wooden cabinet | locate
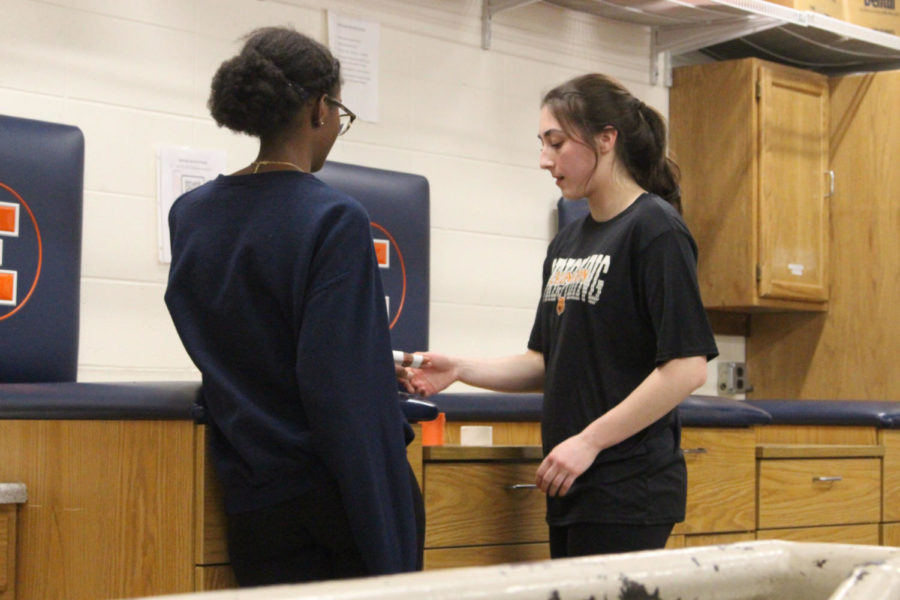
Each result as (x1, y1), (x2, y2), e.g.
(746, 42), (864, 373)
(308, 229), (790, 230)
(0, 504), (16, 600)
(0, 420), (197, 600)
(756, 444), (883, 541)
(421, 428), (758, 569)
(757, 524), (879, 545)
(421, 446), (548, 569)
(670, 58), (830, 311)
(193, 428), (236, 591)
(880, 430), (900, 523)
(673, 428), (756, 536)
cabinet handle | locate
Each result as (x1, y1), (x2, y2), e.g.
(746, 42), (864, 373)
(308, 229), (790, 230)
(826, 170), (835, 197)
(812, 476), (842, 483)
(506, 484), (538, 490)
(683, 447), (708, 455)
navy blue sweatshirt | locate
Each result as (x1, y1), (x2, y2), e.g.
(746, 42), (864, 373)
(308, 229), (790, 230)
(164, 170), (417, 575)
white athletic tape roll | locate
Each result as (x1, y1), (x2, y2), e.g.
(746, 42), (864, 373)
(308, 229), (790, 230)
(393, 351), (424, 368)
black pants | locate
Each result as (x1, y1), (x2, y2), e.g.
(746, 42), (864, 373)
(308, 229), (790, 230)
(549, 522), (674, 558)
(226, 466), (425, 586)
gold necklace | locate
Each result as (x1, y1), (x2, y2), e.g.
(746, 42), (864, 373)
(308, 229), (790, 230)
(250, 160), (306, 174)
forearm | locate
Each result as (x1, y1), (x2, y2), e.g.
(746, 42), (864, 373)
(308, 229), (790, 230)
(580, 356), (707, 452)
(454, 350), (545, 393)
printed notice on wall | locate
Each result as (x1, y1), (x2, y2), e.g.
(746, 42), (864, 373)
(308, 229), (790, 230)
(327, 11), (379, 123)
(157, 145), (227, 263)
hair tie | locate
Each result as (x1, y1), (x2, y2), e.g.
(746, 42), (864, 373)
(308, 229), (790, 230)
(633, 97), (648, 124)
(289, 81), (309, 100)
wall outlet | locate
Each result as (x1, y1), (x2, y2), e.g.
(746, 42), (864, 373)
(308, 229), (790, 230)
(718, 362), (752, 395)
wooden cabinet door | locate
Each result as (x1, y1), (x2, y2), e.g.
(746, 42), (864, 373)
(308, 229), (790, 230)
(0, 505), (14, 600)
(758, 63), (830, 303)
(671, 58), (829, 311)
(672, 428), (756, 535)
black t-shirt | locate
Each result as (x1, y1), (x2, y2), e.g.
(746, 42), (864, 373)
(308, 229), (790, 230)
(528, 193), (718, 526)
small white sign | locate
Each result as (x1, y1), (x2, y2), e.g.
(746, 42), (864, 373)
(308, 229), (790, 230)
(157, 146), (227, 263)
(327, 11), (380, 123)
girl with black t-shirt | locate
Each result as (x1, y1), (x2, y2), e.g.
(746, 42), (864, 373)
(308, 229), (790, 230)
(410, 74), (718, 558)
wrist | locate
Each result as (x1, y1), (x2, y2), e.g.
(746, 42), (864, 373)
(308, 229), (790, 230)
(579, 426), (606, 455)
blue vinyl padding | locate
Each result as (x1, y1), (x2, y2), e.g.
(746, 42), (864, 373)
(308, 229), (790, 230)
(0, 381), (438, 424)
(0, 381), (204, 421)
(0, 115), (84, 382)
(317, 161), (430, 354)
(431, 392), (772, 427)
(746, 399), (900, 428)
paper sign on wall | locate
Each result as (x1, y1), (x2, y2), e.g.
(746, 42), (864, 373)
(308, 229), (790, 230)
(327, 11), (379, 123)
(157, 146), (227, 263)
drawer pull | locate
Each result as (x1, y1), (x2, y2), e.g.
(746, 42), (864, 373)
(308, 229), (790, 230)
(683, 448), (708, 455)
(506, 484), (538, 490)
(812, 476), (843, 483)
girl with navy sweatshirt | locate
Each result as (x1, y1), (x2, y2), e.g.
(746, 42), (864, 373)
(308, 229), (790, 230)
(165, 26), (422, 586)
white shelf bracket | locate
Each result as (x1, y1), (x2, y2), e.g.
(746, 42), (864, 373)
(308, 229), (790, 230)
(650, 16), (788, 85)
(482, 0), (541, 50)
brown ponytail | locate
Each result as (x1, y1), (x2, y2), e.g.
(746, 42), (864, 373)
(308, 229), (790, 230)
(542, 74), (682, 213)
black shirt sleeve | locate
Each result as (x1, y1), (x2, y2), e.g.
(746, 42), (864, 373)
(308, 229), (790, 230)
(637, 229), (718, 364)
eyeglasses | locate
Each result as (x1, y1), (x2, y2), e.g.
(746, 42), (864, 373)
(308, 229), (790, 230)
(325, 96), (356, 136)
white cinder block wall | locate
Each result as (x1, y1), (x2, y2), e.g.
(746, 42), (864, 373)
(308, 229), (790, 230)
(1, 0), (740, 394)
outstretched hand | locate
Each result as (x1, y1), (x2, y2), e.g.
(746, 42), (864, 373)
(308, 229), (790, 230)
(395, 364), (416, 393)
(407, 352), (458, 397)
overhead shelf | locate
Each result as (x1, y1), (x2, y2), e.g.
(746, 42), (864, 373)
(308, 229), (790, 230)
(482, 0), (900, 83)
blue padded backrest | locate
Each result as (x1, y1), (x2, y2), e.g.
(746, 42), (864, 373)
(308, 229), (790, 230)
(0, 115), (84, 382)
(557, 197), (589, 231)
(316, 161), (429, 353)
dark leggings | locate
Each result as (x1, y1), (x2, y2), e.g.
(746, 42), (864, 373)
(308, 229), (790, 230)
(549, 522), (674, 559)
(226, 466), (425, 586)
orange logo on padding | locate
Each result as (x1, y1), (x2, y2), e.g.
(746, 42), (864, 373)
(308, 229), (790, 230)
(373, 238), (389, 268)
(556, 296), (565, 315)
(371, 221), (406, 330)
(0, 182), (42, 320)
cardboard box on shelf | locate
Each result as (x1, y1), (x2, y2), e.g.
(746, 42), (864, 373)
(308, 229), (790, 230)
(768, 0), (844, 18)
(842, 0), (900, 35)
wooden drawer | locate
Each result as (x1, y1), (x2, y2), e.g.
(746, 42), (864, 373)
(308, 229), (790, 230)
(673, 428), (757, 535)
(758, 457), (881, 529)
(757, 524), (879, 545)
(424, 542), (549, 570)
(0, 505), (12, 599)
(424, 462), (546, 548)
(880, 430), (900, 522)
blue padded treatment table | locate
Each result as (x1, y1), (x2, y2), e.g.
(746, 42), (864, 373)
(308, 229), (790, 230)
(0, 159), (437, 423)
(0, 115), (84, 382)
(0, 381), (440, 424)
(0, 381), (204, 421)
(746, 399), (900, 428)
(317, 161), (430, 354)
(431, 392), (771, 428)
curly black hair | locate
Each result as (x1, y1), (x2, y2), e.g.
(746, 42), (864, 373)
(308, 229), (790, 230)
(208, 27), (341, 138)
